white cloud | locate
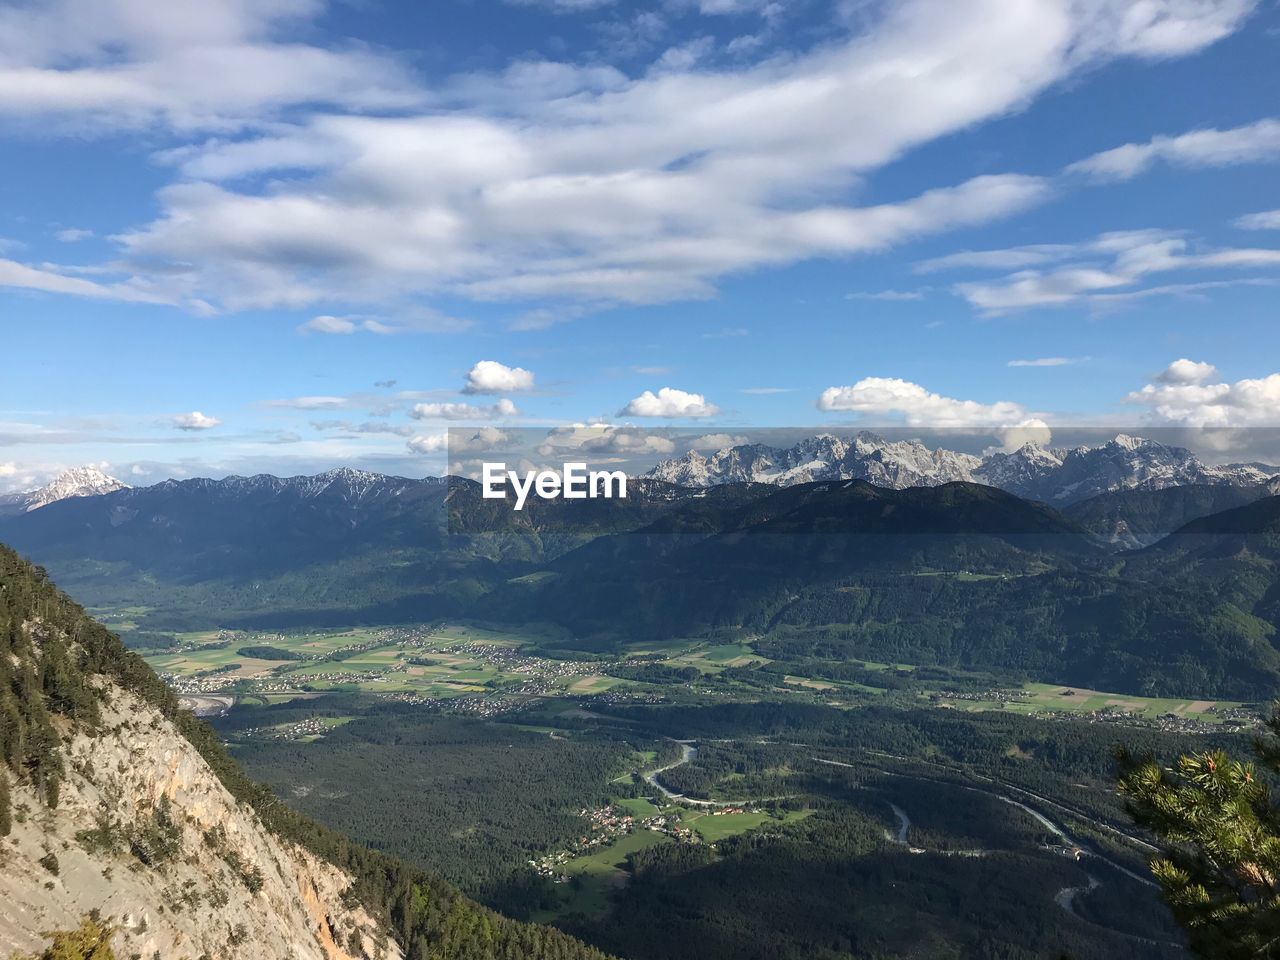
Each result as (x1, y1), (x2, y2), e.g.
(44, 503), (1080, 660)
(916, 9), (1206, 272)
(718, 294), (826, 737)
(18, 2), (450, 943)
(1127, 361), (1280, 427)
(0, 0), (422, 132)
(916, 245), (1074, 273)
(1155, 358), (1218, 385)
(949, 229), (1280, 313)
(0, 257), (170, 304)
(265, 395), (350, 410)
(687, 433), (749, 450)
(816, 377), (1029, 427)
(55, 227), (93, 242)
(1235, 209), (1280, 230)
(539, 424), (676, 455)
(299, 310), (473, 335)
(0, 462), (16, 477)
(94, 0), (1251, 312)
(172, 411), (221, 430)
(409, 398), (520, 420)
(845, 289), (925, 301)
(503, 0), (618, 11)
(462, 361), (535, 394)
(620, 387), (720, 418)
(995, 418), (1052, 451)
(1067, 118), (1280, 181)
(450, 426), (515, 453)
(311, 420), (414, 437)
(1007, 357), (1081, 367)
(299, 314), (358, 334)
(406, 432), (448, 455)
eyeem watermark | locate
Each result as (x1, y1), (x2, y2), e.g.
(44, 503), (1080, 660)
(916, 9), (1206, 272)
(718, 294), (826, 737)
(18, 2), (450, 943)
(482, 462), (627, 511)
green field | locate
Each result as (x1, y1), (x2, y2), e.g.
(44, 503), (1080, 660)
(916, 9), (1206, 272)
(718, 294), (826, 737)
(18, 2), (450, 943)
(664, 642), (770, 673)
(534, 830), (672, 921)
(614, 796), (663, 818)
(935, 682), (1245, 722)
(679, 807), (811, 841)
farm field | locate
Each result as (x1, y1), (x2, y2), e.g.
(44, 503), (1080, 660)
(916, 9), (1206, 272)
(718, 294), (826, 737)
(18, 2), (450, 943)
(533, 829), (672, 922)
(142, 622), (614, 707)
(934, 681), (1247, 723)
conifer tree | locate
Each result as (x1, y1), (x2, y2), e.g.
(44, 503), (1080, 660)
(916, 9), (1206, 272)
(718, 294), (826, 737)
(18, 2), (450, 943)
(1118, 709), (1280, 959)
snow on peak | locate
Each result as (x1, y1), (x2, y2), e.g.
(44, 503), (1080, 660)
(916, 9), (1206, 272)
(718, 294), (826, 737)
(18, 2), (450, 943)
(8, 466), (129, 513)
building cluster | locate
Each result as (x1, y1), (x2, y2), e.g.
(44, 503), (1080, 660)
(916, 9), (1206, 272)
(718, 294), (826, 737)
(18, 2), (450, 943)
(529, 803), (708, 882)
(238, 717), (332, 741)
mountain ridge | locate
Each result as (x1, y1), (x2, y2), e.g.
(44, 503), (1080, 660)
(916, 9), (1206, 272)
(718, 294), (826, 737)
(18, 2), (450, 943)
(646, 432), (1278, 503)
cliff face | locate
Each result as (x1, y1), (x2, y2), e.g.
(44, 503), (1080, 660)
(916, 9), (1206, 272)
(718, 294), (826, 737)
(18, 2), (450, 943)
(0, 675), (402, 960)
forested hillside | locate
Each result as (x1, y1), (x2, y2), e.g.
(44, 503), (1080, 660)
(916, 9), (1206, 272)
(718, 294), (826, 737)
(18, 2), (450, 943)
(0, 541), (613, 960)
(6, 476), (1280, 699)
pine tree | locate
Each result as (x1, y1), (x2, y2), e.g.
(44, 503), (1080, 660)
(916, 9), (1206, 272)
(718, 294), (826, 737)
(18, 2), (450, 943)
(1117, 709), (1280, 959)
(0, 767), (10, 837)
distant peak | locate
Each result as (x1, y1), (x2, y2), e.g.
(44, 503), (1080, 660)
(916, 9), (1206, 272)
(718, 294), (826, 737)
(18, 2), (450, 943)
(1110, 434), (1152, 450)
(13, 465), (129, 513)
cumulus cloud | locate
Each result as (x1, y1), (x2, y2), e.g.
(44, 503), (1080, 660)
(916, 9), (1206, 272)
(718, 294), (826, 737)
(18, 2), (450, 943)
(0, 462), (16, 477)
(55, 227), (92, 242)
(406, 432), (448, 454)
(1127, 360), (1280, 427)
(1236, 209), (1280, 230)
(620, 387), (720, 418)
(450, 426), (516, 453)
(409, 398), (519, 420)
(994, 418), (1052, 451)
(538, 424), (676, 456)
(1155, 358), (1218, 385)
(1067, 118), (1280, 181)
(816, 377), (1029, 427)
(462, 361), (535, 394)
(172, 411), (221, 430)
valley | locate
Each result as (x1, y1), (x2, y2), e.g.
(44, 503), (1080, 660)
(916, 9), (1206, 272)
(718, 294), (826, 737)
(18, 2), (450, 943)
(119, 610), (1261, 958)
(6, 453), (1280, 959)
(134, 619), (1260, 736)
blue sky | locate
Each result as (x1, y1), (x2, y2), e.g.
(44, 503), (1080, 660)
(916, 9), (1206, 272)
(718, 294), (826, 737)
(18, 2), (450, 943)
(1, 0), (1278, 487)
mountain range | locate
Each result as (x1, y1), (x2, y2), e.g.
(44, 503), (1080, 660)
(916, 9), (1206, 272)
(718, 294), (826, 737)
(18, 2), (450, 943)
(646, 432), (1279, 503)
(5, 443), (1280, 700)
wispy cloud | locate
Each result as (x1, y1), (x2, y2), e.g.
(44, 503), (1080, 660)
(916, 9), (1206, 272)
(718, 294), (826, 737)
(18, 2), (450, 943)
(1007, 357), (1087, 367)
(943, 229), (1280, 313)
(845, 289), (925, 301)
(1235, 208), (1280, 230)
(61, 0), (1248, 313)
(1067, 117), (1280, 181)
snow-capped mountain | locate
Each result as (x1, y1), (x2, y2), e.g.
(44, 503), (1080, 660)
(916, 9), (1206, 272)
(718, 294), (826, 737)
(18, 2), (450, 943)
(0, 466), (129, 516)
(650, 432), (981, 489)
(647, 432), (1279, 503)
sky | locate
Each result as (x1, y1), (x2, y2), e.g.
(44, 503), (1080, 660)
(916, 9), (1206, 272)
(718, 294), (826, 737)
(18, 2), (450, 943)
(1, 0), (1279, 488)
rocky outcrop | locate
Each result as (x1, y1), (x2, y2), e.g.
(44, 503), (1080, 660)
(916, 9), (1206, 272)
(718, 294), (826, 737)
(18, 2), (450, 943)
(0, 682), (401, 960)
